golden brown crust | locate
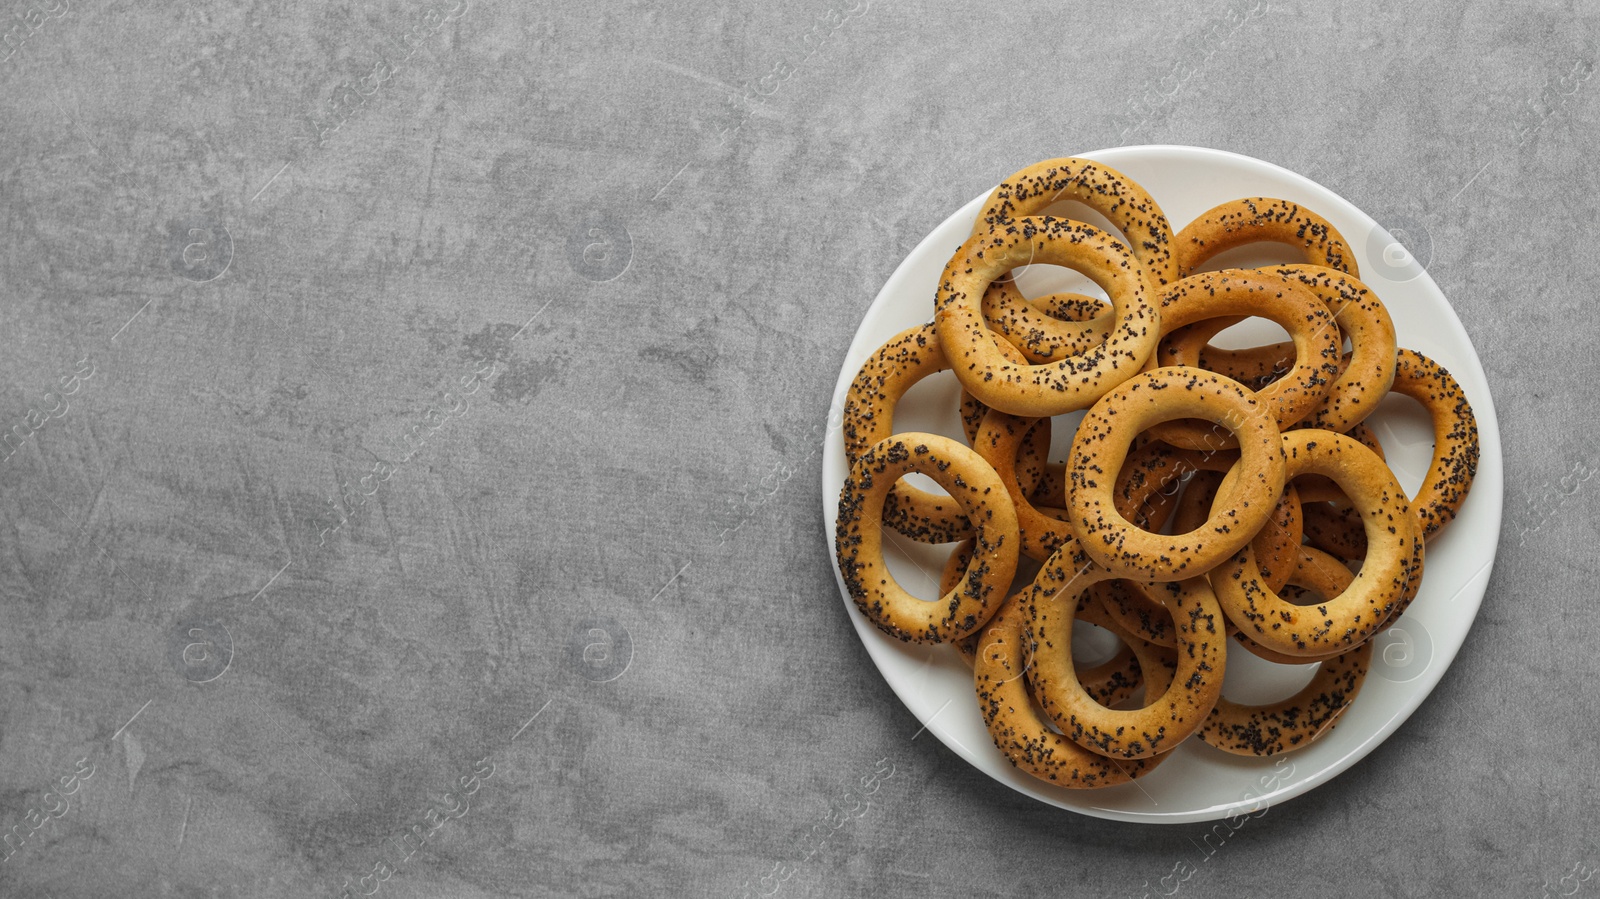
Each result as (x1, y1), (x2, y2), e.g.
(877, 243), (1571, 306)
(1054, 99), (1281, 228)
(1159, 315), (1288, 390)
(1074, 584), (1160, 709)
(1209, 430), (1416, 657)
(834, 161), (1479, 792)
(1229, 546), (1362, 665)
(974, 587), (1172, 788)
(1294, 421), (1386, 503)
(1390, 348), (1480, 540)
(1029, 462), (1069, 510)
(1026, 559), (1226, 759)
(1302, 501), (1366, 561)
(1110, 439), (1235, 534)
(972, 158), (1177, 365)
(842, 324), (974, 543)
(1096, 578), (1178, 649)
(941, 543), (1149, 707)
(1266, 266), (1397, 431)
(980, 290), (1115, 364)
(1145, 269), (1342, 448)
(1066, 367), (1286, 581)
(1171, 472), (1303, 596)
(974, 157), (1180, 285)
(942, 540), (987, 663)
(935, 217), (1159, 417)
(972, 411), (1075, 562)
(1158, 266), (1398, 435)
(1174, 197), (1357, 278)
(835, 433), (1020, 643)
(1199, 640), (1373, 756)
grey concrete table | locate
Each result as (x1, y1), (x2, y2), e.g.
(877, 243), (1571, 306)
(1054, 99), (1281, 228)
(0, 1), (1593, 896)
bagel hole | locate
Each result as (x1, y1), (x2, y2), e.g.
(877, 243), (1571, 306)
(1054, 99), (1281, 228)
(1207, 317), (1292, 351)
(999, 202), (1117, 298)
(1345, 555), (1365, 582)
(1294, 544), (1363, 600)
(1005, 262), (1111, 307)
(881, 532), (955, 601)
(1220, 641), (1319, 703)
(1362, 392), (1433, 498)
(1133, 488), (1186, 536)
(1185, 240), (1310, 275)
(897, 473), (947, 497)
(1111, 650), (1169, 711)
(1072, 621), (1120, 667)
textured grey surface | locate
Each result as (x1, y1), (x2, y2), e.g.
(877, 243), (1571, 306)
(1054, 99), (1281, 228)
(0, 0), (1594, 896)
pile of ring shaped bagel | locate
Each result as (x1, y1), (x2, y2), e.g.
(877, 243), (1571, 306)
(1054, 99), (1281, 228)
(833, 157), (1481, 789)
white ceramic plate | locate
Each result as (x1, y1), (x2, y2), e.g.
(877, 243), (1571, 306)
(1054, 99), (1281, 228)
(820, 145), (1503, 823)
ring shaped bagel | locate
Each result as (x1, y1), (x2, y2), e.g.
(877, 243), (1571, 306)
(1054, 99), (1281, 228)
(1209, 430), (1416, 656)
(974, 586), (1173, 787)
(1025, 554), (1227, 759)
(1390, 348), (1480, 540)
(835, 433), (1020, 643)
(973, 158), (1181, 284)
(1145, 270), (1341, 449)
(1174, 197), (1358, 278)
(972, 159), (1178, 363)
(1066, 367), (1287, 582)
(1160, 266), (1398, 433)
(1229, 545), (1366, 665)
(1198, 640), (1373, 756)
(934, 216), (1159, 418)
(941, 543), (1150, 707)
